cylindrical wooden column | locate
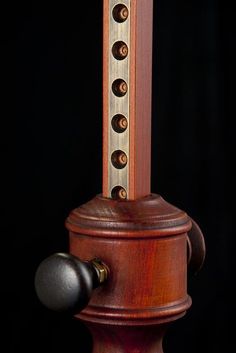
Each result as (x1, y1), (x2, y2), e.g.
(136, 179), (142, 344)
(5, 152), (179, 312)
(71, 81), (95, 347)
(66, 194), (192, 353)
(86, 324), (167, 353)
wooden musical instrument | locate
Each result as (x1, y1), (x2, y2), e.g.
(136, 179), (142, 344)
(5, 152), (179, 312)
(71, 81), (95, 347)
(35, 1), (206, 352)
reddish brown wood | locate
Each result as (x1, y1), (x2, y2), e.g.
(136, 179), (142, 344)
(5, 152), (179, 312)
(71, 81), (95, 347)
(66, 2), (205, 352)
(35, 3), (206, 352)
(66, 195), (193, 352)
(85, 324), (167, 353)
(129, 0), (153, 199)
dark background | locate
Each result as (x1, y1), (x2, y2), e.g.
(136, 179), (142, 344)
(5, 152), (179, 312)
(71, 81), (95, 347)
(2, 0), (234, 352)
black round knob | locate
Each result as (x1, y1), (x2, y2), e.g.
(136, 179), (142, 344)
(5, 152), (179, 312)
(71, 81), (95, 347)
(35, 253), (107, 314)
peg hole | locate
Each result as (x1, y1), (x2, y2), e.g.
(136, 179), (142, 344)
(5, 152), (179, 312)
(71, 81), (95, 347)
(112, 4), (129, 23)
(112, 41), (128, 60)
(112, 79), (128, 97)
(111, 186), (127, 200)
(112, 114), (128, 133)
(111, 150), (128, 169)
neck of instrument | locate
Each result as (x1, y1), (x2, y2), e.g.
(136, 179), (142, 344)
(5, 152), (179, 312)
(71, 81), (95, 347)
(102, 0), (153, 200)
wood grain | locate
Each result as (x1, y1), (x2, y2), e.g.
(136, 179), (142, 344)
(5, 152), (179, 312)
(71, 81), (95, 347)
(129, 0), (153, 199)
(35, 2), (205, 352)
(67, 194), (192, 352)
(85, 323), (167, 353)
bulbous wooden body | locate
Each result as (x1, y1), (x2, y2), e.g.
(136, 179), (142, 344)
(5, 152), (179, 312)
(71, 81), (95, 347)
(66, 194), (192, 353)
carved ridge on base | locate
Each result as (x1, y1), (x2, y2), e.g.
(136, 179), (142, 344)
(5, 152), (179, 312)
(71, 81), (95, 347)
(77, 296), (192, 326)
(66, 194), (192, 238)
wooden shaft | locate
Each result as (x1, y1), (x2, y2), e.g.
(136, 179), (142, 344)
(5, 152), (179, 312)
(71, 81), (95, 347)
(103, 0), (153, 200)
(85, 324), (166, 353)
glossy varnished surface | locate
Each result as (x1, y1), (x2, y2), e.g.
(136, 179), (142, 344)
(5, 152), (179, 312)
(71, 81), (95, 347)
(71, 233), (191, 325)
(129, 0), (153, 199)
(66, 194), (191, 236)
(86, 324), (167, 353)
(66, 194), (193, 352)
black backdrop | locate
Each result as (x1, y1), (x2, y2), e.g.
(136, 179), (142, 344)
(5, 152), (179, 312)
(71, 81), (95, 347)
(2, 1), (234, 352)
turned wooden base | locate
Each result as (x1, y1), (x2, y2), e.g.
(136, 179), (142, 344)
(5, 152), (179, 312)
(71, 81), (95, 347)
(66, 194), (194, 353)
(85, 323), (167, 353)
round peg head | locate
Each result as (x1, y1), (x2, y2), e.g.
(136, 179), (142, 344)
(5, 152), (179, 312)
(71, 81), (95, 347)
(35, 253), (97, 314)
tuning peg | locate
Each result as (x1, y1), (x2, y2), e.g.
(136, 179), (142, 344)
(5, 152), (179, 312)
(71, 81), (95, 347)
(35, 253), (108, 314)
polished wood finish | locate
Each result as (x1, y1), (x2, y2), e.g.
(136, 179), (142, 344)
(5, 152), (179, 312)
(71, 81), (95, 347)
(86, 324), (167, 353)
(66, 195), (193, 352)
(35, 2), (205, 352)
(129, 0), (153, 199)
(102, 0), (153, 199)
